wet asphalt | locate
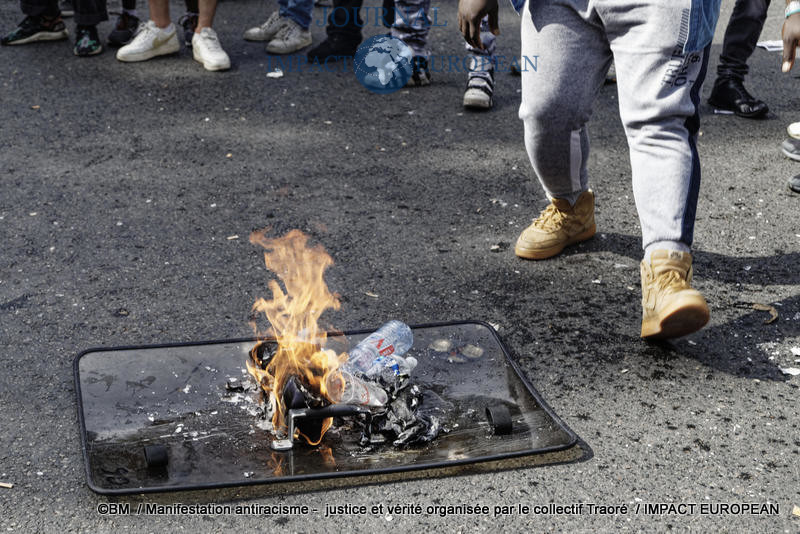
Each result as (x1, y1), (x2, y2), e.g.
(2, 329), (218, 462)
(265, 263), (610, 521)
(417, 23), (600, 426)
(1, 0), (799, 532)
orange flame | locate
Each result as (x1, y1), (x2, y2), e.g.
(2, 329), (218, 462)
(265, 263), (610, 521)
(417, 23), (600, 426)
(246, 229), (347, 444)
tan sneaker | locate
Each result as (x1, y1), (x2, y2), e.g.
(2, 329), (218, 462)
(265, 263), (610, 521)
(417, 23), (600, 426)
(640, 250), (710, 339)
(514, 190), (596, 260)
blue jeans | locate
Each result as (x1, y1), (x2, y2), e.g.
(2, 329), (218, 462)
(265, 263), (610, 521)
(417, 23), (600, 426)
(280, 0), (313, 30)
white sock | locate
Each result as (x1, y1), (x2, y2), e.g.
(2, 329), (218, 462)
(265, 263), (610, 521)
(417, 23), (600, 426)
(643, 241), (690, 263)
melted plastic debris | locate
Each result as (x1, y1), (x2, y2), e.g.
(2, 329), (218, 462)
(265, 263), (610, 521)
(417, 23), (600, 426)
(429, 339), (452, 352)
(357, 375), (442, 447)
(460, 344), (484, 360)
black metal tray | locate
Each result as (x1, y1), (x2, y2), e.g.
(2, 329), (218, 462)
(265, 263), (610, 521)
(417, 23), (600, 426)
(74, 321), (580, 495)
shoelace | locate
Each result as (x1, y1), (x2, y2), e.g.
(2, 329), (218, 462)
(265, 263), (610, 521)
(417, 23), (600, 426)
(532, 203), (566, 231)
(200, 31), (223, 53)
(648, 269), (687, 293)
(276, 24), (298, 40)
(135, 21), (157, 42)
(261, 13), (280, 31)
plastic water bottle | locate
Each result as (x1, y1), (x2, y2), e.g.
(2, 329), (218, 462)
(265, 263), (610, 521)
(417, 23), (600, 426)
(325, 370), (388, 407)
(346, 320), (414, 374)
(364, 354), (418, 379)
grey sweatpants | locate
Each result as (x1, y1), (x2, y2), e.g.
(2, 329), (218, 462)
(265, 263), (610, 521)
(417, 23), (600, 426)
(519, 0), (710, 255)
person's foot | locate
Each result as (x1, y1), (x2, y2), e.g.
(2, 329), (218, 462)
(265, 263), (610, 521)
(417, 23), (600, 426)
(116, 20), (179, 62)
(59, 0), (74, 17)
(178, 12), (198, 47)
(463, 56), (493, 109)
(307, 35), (359, 62)
(405, 56), (431, 87)
(107, 12), (140, 47)
(243, 11), (286, 42)
(515, 190), (596, 260)
(789, 174), (800, 193)
(640, 250), (709, 339)
(708, 78), (769, 119)
(1, 15), (68, 45)
(781, 138), (800, 161)
(266, 19), (311, 54)
(74, 25), (102, 56)
(192, 27), (231, 71)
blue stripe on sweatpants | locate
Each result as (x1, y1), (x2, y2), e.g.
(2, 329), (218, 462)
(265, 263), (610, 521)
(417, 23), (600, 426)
(680, 44), (711, 247)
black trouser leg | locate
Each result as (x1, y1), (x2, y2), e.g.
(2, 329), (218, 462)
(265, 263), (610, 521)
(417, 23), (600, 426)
(74, 0), (108, 25)
(21, 0), (59, 17)
(185, 0), (198, 13)
(122, 0), (136, 10)
(326, 0), (363, 45)
(717, 0), (770, 81)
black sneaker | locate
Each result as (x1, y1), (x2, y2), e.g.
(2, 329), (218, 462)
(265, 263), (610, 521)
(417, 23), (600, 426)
(107, 12), (140, 47)
(1, 15), (68, 45)
(406, 56), (431, 87)
(74, 25), (102, 56)
(708, 78), (769, 119)
(60, 0), (74, 17)
(178, 12), (198, 47)
(307, 35), (360, 62)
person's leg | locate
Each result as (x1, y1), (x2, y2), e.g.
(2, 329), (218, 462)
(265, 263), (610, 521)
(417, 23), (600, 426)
(601, 0), (710, 338)
(283, 0), (313, 29)
(196, 0), (215, 31)
(73, 0), (107, 55)
(149, 0), (169, 28)
(514, 0), (610, 260)
(74, 0), (106, 26)
(392, 0), (431, 85)
(463, 16), (496, 108)
(717, 0), (770, 81)
(178, 0), (198, 45)
(603, 1), (708, 258)
(108, 0), (139, 46)
(21, 0), (59, 17)
(708, 0), (770, 118)
(518, 0), (609, 202)
(307, 0), (362, 60)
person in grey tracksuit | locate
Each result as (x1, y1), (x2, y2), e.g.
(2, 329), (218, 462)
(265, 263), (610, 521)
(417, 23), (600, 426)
(459, 0), (721, 260)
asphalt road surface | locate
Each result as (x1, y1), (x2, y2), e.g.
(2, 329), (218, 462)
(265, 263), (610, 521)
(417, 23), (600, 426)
(1, 0), (799, 532)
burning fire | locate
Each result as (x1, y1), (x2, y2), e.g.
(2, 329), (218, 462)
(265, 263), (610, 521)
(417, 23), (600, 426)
(246, 229), (347, 444)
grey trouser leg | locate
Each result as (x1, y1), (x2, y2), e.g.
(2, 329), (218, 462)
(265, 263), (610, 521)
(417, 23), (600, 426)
(519, 0), (709, 253)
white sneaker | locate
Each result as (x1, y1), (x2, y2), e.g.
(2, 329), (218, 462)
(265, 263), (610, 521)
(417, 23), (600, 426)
(243, 11), (286, 42)
(192, 27), (230, 71)
(463, 57), (494, 109)
(116, 20), (179, 62)
(265, 19), (311, 54)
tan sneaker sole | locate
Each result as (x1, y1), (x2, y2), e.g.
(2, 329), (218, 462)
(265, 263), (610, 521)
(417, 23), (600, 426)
(514, 223), (596, 260)
(641, 294), (709, 339)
